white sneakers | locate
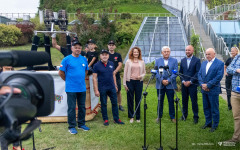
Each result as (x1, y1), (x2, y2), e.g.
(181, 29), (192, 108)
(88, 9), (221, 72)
(130, 118), (140, 123)
(130, 118), (134, 123)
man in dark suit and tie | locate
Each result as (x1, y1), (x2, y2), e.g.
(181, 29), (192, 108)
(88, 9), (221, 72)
(155, 46), (178, 123)
(179, 45), (201, 124)
(198, 48), (224, 132)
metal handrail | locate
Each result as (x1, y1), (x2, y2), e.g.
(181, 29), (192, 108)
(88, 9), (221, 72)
(207, 2), (240, 15)
(68, 12), (174, 20)
(182, 7), (206, 60)
(196, 8), (230, 61)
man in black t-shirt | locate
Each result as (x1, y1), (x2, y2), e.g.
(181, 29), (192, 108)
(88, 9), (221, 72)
(51, 33), (86, 57)
(107, 40), (124, 111)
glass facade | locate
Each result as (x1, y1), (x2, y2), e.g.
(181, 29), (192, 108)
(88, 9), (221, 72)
(209, 20), (240, 48)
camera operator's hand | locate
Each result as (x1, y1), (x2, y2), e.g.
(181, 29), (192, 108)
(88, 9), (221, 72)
(0, 86), (21, 95)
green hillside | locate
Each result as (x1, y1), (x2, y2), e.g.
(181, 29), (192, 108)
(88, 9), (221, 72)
(39, 0), (168, 13)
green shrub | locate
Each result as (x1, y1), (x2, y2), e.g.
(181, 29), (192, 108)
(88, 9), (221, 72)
(190, 33), (200, 57)
(115, 19), (139, 46)
(120, 13), (132, 19)
(15, 23), (35, 45)
(0, 24), (22, 46)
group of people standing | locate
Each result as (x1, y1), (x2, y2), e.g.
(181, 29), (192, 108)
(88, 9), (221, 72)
(54, 35), (130, 134)
(54, 33), (240, 144)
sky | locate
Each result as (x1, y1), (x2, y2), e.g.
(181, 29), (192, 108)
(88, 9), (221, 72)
(0, 0), (39, 13)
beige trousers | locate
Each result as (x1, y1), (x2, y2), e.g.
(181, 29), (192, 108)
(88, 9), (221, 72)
(231, 92), (240, 141)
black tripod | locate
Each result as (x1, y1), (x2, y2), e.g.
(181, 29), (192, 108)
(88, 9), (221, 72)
(164, 68), (185, 150)
(133, 72), (157, 150)
(156, 71), (163, 150)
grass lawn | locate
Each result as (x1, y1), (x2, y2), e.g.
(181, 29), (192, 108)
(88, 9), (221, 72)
(9, 84), (237, 150)
(77, 3), (169, 13)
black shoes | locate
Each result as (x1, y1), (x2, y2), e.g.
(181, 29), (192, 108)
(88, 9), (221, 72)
(180, 116), (186, 121)
(104, 120), (109, 126)
(201, 124), (212, 129)
(209, 127), (217, 132)
(228, 106), (232, 110)
(119, 105), (124, 111)
(194, 118), (198, 124)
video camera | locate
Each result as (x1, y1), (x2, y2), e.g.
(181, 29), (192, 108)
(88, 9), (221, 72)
(0, 50), (55, 145)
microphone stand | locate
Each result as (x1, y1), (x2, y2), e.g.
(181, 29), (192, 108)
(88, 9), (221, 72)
(133, 72), (156, 150)
(156, 71), (163, 150)
(165, 69), (184, 150)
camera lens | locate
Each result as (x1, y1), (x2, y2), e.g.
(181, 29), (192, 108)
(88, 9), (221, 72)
(3, 74), (44, 107)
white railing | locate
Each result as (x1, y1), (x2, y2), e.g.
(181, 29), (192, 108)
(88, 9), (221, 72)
(68, 13), (174, 20)
(207, 2), (240, 15)
(0, 13), (36, 19)
(0, 12), (174, 20)
(205, 2), (240, 20)
(196, 9), (230, 61)
(182, 7), (206, 60)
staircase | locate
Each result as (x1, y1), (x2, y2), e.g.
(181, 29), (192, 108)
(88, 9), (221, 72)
(189, 15), (227, 100)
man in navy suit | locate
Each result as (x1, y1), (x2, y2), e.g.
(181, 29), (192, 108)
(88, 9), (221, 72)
(179, 45), (201, 124)
(198, 48), (224, 132)
(155, 46), (178, 123)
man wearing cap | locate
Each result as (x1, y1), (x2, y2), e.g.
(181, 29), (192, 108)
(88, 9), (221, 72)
(58, 41), (90, 134)
(108, 40), (124, 111)
(51, 33), (86, 57)
(92, 49), (125, 126)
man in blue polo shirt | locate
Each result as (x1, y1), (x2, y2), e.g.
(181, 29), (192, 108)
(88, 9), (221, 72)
(93, 49), (125, 126)
(58, 40), (90, 134)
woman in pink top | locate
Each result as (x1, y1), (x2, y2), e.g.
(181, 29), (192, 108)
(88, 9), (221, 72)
(123, 47), (146, 123)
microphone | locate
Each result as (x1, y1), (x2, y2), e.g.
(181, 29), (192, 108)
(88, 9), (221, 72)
(172, 70), (178, 75)
(236, 86), (240, 93)
(159, 66), (164, 74)
(151, 69), (158, 74)
(150, 66), (158, 77)
(163, 65), (171, 76)
(0, 51), (50, 67)
(163, 65), (169, 70)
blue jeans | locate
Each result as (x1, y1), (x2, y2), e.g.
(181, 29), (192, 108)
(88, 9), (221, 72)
(157, 87), (175, 119)
(66, 92), (86, 129)
(100, 89), (119, 121)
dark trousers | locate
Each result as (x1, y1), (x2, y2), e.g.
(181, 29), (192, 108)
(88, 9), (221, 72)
(181, 84), (199, 119)
(202, 93), (219, 128)
(126, 80), (143, 120)
(66, 92), (86, 129)
(157, 87), (175, 119)
(100, 88), (119, 121)
(225, 75), (232, 109)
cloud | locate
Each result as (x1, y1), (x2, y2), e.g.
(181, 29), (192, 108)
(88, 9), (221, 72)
(0, 0), (39, 13)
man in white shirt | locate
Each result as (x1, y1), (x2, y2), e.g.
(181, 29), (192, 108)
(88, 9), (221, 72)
(198, 48), (224, 132)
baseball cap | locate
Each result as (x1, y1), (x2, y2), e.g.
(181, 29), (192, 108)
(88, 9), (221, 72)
(72, 40), (82, 46)
(72, 36), (78, 42)
(108, 40), (115, 45)
(100, 49), (109, 54)
(87, 39), (96, 44)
